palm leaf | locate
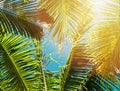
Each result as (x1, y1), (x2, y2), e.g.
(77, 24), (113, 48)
(0, 33), (44, 90)
(0, 0), (54, 40)
(82, 75), (120, 91)
(45, 71), (60, 91)
(60, 45), (92, 91)
(2, 0), (54, 23)
(40, 0), (94, 48)
(33, 39), (49, 91)
(0, 9), (43, 40)
(82, 0), (120, 78)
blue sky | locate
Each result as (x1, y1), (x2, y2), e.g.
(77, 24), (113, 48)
(42, 31), (71, 71)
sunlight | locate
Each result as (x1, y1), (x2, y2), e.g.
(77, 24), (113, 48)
(92, 0), (107, 15)
(0, 0), (120, 90)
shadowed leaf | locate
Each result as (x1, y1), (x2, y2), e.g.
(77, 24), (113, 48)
(0, 10), (43, 40)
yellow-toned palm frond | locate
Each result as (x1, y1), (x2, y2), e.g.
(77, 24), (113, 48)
(40, 0), (94, 48)
(83, 0), (120, 79)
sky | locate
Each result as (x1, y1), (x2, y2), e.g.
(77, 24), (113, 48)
(41, 30), (71, 71)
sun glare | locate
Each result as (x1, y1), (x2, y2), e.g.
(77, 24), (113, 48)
(92, 0), (107, 14)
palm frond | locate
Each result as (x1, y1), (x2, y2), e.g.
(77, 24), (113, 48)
(82, 0), (120, 78)
(60, 45), (92, 91)
(45, 71), (60, 91)
(82, 75), (120, 91)
(40, 0), (94, 48)
(2, 0), (54, 23)
(33, 39), (49, 91)
(0, 9), (43, 40)
(0, 33), (44, 90)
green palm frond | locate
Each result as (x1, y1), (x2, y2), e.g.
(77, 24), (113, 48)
(0, 10), (43, 40)
(60, 45), (92, 91)
(0, 33), (45, 91)
(45, 71), (60, 91)
(82, 75), (120, 91)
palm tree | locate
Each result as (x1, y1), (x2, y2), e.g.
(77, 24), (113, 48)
(0, 0), (120, 91)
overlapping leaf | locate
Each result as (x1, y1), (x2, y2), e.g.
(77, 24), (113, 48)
(0, 10), (43, 40)
(82, 0), (120, 78)
(0, 33), (44, 91)
(2, 0), (54, 23)
(45, 71), (60, 91)
(82, 75), (120, 91)
(40, 0), (94, 48)
(60, 45), (93, 91)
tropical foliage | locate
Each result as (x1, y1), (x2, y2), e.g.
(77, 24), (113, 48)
(0, 33), (45, 91)
(0, 0), (120, 91)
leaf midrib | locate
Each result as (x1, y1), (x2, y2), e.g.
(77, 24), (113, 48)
(0, 43), (29, 91)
